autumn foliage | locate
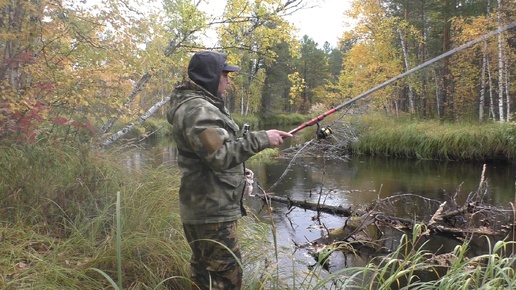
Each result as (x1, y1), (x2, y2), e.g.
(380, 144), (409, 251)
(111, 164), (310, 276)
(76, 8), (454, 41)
(1, 0), (515, 146)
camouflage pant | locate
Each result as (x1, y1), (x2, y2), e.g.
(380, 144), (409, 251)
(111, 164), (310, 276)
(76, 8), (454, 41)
(183, 221), (242, 290)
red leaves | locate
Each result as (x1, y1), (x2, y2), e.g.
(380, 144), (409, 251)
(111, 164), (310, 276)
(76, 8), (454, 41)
(2, 51), (35, 68)
(11, 102), (46, 144)
(53, 117), (68, 125)
(36, 82), (55, 92)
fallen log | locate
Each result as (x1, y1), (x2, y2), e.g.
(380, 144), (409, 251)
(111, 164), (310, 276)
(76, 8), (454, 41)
(255, 193), (356, 217)
(254, 192), (513, 243)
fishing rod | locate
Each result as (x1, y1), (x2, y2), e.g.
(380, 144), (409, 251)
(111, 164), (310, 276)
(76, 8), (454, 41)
(288, 21), (516, 138)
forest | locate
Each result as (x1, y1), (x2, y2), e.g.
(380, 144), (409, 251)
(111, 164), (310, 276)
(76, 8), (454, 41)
(2, 1), (516, 289)
(1, 0), (516, 145)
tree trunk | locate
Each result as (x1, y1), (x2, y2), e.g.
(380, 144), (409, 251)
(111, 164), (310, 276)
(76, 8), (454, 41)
(100, 72), (152, 134)
(441, 0), (452, 119)
(240, 92), (245, 115)
(479, 43), (487, 122)
(255, 193), (355, 217)
(504, 47), (510, 122)
(398, 29), (415, 114)
(101, 96), (171, 148)
(420, 0), (427, 118)
(487, 58), (496, 120)
(434, 69), (442, 118)
(497, 0), (505, 123)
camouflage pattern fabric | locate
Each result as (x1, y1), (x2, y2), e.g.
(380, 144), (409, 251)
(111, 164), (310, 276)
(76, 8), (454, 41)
(183, 221), (242, 290)
(167, 85), (270, 225)
(166, 51), (270, 289)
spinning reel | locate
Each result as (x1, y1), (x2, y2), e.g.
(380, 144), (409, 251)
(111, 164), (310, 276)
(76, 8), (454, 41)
(316, 123), (333, 140)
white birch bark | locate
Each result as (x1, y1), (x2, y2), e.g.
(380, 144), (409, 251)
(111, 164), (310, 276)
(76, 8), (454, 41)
(240, 93), (245, 115)
(479, 1), (491, 122)
(245, 93), (250, 115)
(497, 0), (504, 122)
(101, 96), (171, 148)
(434, 69), (441, 118)
(100, 72), (152, 134)
(487, 59), (496, 120)
(479, 42), (487, 122)
(505, 51), (510, 122)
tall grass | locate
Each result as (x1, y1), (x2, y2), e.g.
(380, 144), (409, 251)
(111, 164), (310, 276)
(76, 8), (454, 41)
(2, 137), (515, 289)
(350, 114), (516, 161)
(303, 225), (516, 290)
(409, 237), (516, 289)
(0, 141), (191, 289)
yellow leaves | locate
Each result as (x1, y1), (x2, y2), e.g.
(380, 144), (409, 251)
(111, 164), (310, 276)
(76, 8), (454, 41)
(0, 0), (9, 9)
(288, 72), (306, 105)
(338, 34), (402, 108)
(336, 0), (408, 108)
(451, 17), (495, 43)
(447, 16), (498, 116)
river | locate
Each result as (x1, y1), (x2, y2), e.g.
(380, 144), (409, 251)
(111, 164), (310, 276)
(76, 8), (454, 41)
(125, 139), (516, 278)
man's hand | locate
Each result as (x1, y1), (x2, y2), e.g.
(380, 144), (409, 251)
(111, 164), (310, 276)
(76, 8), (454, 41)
(266, 130), (293, 148)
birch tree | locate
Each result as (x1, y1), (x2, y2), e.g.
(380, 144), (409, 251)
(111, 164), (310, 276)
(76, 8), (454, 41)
(496, 0), (505, 122)
(479, 0), (491, 122)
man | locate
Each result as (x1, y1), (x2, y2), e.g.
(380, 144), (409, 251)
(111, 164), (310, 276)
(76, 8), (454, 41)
(167, 51), (291, 290)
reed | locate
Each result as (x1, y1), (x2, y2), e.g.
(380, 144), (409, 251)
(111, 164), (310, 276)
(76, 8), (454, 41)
(304, 225), (516, 290)
(350, 114), (516, 161)
(405, 238), (516, 289)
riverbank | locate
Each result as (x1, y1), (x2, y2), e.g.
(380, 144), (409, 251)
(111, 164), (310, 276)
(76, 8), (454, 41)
(2, 114), (516, 289)
(142, 113), (516, 162)
(350, 114), (516, 162)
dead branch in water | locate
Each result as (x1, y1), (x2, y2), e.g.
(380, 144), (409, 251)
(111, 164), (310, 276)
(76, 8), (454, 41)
(253, 164), (516, 272)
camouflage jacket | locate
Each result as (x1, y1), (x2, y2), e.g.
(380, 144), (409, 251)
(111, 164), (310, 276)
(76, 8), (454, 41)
(167, 83), (270, 225)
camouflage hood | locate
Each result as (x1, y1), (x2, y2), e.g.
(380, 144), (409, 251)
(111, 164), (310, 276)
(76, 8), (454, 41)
(187, 51), (227, 97)
(166, 81), (228, 126)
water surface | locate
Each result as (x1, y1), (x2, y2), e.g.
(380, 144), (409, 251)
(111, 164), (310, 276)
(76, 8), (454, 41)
(127, 140), (516, 278)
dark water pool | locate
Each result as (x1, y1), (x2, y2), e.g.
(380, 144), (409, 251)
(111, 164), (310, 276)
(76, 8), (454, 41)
(126, 141), (516, 282)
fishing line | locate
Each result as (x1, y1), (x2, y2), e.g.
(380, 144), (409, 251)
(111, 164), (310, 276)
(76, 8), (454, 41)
(288, 21), (516, 136)
(268, 139), (314, 191)
(267, 21), (516, 191)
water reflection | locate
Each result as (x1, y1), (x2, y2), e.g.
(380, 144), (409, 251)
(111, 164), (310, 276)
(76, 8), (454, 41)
(250, 156), (516, 216)
(125, 141), (516, 277)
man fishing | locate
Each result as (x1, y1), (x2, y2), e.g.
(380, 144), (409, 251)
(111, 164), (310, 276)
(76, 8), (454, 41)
(167, 51), (291, 290)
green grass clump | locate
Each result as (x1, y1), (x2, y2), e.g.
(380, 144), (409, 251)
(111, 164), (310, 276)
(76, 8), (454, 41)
(308, 225), (516, 290)
(409, 238), (516, 290)
(248, 148), (281, 163)
(0, 142), (191, 289)
(350, 114), (516, 161)
(232, 114), (261, 129)
(141, 117), (171, 139)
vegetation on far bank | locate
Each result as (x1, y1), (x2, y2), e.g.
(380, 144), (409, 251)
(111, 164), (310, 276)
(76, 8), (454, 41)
(138, 112), (516, 163)
(349, 114), (516, 162)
